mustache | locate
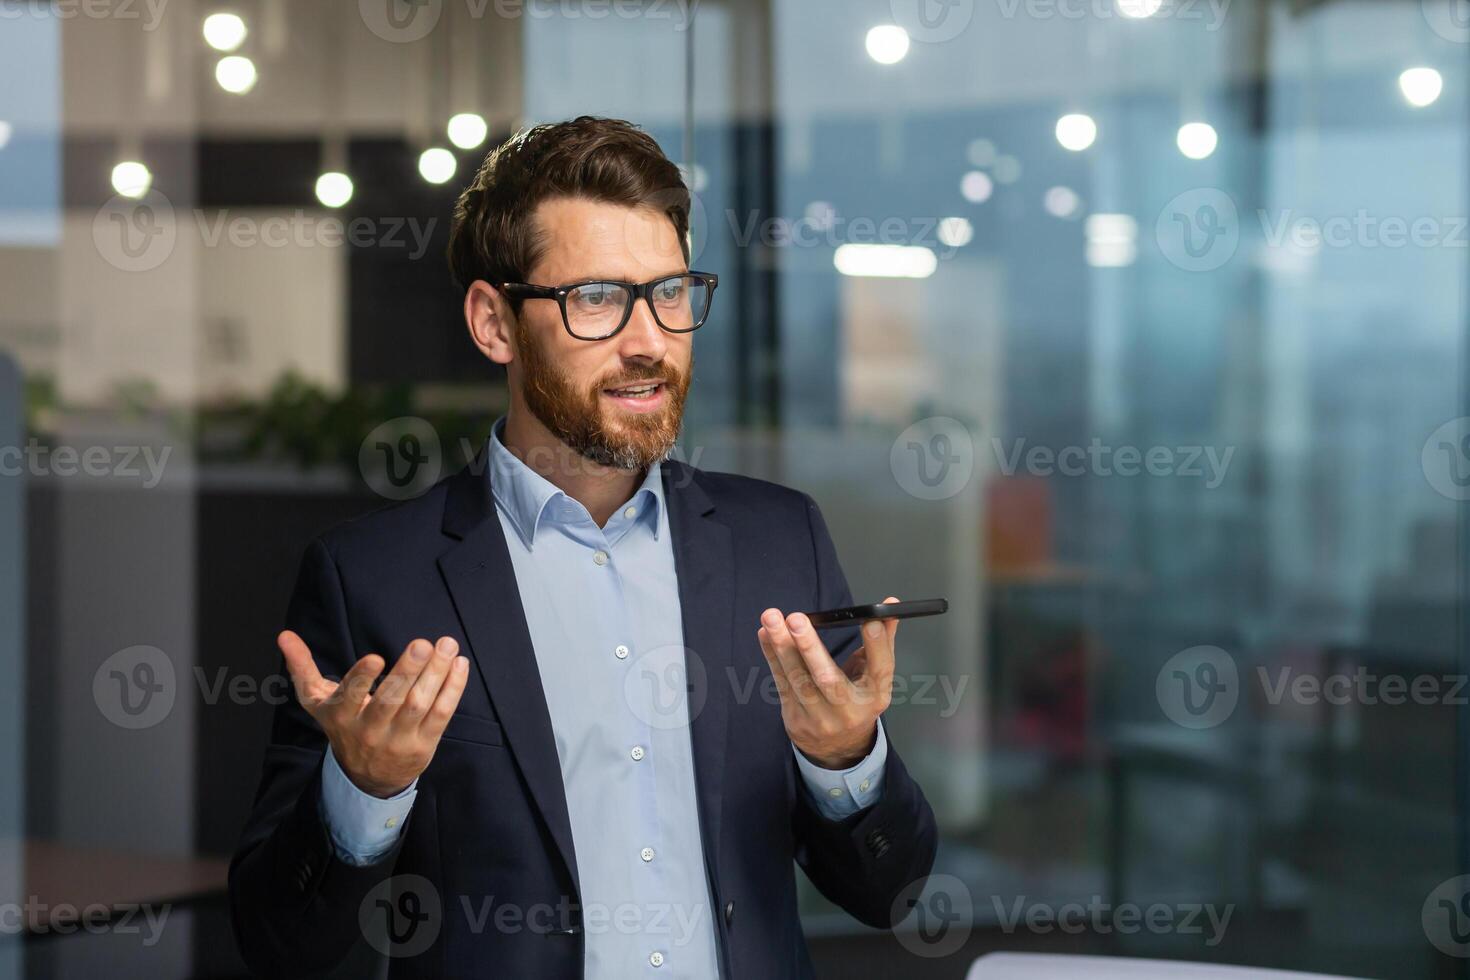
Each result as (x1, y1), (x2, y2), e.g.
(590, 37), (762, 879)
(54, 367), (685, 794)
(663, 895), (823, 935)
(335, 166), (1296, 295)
(596, 364), (681, 390)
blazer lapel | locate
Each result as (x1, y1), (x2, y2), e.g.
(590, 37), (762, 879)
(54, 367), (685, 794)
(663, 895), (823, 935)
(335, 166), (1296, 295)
(663, 460), (734, 868)
(437, 451), (580, 893)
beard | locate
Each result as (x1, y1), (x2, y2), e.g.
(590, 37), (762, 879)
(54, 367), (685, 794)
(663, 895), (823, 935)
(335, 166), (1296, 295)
(514, 319), (691, 472)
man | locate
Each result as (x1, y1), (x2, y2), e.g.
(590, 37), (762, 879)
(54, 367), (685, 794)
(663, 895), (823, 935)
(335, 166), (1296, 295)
(229, 115), (937, 979)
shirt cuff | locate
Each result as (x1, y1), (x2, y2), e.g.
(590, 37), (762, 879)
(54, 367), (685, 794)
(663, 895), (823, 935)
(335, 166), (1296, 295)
(318, 744), (417, 867)
(792, 721), (888, 821)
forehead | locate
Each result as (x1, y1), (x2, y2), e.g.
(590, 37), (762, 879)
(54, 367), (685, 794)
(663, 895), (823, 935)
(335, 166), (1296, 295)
(528, 196), (686, 283)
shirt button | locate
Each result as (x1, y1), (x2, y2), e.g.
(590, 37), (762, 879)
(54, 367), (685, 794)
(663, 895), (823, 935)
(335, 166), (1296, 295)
(640, 847), (655, 862)
(385, 816), (398, 829)
(614, 644), (630, 660)
(859, 779), (871, 792)
(828, 787), (843, 798)
(592, 550), (609, 566)
(624, 506), (637, 519)
(630, 745), (646, 761)
(649, 951), (665, 967)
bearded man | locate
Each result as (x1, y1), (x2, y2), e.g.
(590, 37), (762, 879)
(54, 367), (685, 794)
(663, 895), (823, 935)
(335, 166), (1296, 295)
(229, 115), (937, 980)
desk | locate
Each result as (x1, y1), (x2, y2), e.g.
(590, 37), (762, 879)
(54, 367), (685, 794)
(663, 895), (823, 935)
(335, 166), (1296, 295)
(19, 839), (229, 931)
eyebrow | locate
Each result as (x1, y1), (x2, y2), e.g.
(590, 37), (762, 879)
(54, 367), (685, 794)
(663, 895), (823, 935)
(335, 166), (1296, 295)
(544, 269), (690, 284)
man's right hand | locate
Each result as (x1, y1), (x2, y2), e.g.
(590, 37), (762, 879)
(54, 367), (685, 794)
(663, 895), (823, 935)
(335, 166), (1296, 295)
(278, 630), (471, 799)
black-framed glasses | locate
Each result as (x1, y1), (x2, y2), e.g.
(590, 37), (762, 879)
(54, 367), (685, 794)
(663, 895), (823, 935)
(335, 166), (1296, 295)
(501, 271), (719, 341)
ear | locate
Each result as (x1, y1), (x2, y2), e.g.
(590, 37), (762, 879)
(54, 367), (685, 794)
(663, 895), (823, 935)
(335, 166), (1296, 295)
(464, 280), (515, 366)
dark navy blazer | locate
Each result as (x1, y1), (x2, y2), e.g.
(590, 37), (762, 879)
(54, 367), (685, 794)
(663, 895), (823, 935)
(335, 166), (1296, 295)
(229, 453), (938, 979)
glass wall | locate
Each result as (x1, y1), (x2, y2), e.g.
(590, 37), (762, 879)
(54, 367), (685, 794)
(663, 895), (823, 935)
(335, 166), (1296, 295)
(544, 0), (1470, 974)
(751, 1), (1462, 974)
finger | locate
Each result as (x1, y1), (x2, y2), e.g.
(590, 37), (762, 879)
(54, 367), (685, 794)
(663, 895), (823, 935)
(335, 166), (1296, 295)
(361, 638), (436, 726)
(393, 637), (461, 730)
(280, 629), (375, 717)
(318, 653), (385, 724)
(761, 609), (819, 705)
(278, 630), (326, 694)
(784, 611), (854, 705)
(878, 595), (902, 644)
(859, 596), (900, 691)
(756, 626), (802, 707)
(840, 645), (869, 683)
(420, 656), (471, 741)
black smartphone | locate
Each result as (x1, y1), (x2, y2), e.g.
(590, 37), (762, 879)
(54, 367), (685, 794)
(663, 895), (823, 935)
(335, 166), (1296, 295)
(803, 598), (948, 630)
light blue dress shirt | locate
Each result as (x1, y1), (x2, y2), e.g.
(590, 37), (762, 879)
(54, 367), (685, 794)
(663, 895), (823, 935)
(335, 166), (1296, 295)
(319, 419), (888, 977)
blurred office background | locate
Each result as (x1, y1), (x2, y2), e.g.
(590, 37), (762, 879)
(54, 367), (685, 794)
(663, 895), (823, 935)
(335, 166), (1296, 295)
(1, 0), (1467, 976)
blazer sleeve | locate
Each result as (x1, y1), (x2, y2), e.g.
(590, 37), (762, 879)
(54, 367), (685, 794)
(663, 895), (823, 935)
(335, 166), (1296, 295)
(789, 495), (940, 929)
(228, 536), (410, 978)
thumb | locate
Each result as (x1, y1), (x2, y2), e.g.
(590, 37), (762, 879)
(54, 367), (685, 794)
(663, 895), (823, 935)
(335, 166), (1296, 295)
(278, 630), (327, 698)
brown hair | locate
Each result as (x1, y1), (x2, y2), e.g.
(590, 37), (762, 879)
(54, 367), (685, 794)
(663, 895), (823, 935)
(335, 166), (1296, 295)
(446, 115), (690, 297)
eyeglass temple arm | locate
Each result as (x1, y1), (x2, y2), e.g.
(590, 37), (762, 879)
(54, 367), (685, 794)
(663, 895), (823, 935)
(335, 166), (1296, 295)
(500, 282), (557, 298)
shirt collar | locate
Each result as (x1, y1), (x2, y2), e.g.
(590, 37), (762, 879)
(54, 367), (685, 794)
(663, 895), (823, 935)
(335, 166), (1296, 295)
(487, 417), (666, 548)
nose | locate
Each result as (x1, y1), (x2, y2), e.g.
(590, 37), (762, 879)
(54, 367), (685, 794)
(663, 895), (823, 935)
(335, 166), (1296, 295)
(615, 294), (668, 362)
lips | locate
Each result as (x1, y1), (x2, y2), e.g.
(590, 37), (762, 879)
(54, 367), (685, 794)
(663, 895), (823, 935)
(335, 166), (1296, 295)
(602, 381), (664, 399)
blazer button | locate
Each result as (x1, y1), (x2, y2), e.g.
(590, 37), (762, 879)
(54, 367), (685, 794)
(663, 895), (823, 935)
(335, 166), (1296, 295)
(865, 829), (891, 859)
(724, 901), (734, 926)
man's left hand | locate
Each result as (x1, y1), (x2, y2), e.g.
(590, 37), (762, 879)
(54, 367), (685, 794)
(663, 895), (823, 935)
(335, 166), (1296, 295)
(757, 596), (900, 770)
